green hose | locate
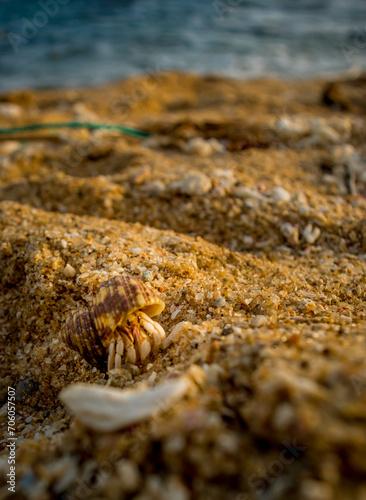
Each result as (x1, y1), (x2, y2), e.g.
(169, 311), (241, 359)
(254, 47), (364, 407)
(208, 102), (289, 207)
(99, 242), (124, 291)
(0, 121), (150, 138)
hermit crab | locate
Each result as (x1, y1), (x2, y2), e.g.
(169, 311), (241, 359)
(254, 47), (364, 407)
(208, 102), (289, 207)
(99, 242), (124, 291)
(61, 275), (166, 371)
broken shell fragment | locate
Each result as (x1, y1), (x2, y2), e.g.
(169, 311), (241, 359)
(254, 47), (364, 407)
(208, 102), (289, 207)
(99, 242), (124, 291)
(162, 321), (192, 349)
(59, 378), (191, 432)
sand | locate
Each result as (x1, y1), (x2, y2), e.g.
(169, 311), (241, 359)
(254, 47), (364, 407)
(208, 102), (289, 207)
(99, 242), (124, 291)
(0, 72), (366, 500)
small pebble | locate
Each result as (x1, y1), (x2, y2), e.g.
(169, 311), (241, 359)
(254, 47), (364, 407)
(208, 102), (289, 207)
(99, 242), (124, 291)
(171, 309), (181, 319)
(115, 460), (141, 492)
(183, 137), (224, 156)
(132, 166), (151, 185)
(251, 315), (268, 328)
(270, 186), (291, 202)
(63, 264), (76, 278)
(170, 172), (212, 196)
(281, 223), (299, 246)
(221, 325), (233, 336)
(72, 102), (98, 121)
(143, 181), (166, 197)
(22, 425), (34, 435)
(272, 403), (295, 430)
(311, 119), (340, 144)
(275, 116), (310, 137)
(303, 223), (321, 244)
(164, 434), (186, 454)
(207, 138), (225, 153)
(331, 144), (357, 165)
(234, 186), (268, 202)
(214, 297), (226, 308)
(299, 298), (317, 311)
(184, 137), (213, 156)
(147, 371), (157, 383)
(299, 480), (333, 500)
(242, 235), (254, 247)
(142, 270), (154, 282)
(212, 168), (234, 187)
(187, 364), (206, 388)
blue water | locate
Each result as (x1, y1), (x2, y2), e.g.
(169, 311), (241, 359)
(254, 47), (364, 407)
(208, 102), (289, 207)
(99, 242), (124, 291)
(0, 0), (365, 90)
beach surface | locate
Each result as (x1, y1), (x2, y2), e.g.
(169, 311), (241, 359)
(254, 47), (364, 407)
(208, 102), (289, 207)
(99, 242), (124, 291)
(0, 73), (366, 500)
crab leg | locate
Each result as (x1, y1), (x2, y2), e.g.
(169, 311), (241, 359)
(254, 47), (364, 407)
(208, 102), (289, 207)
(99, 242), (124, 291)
(132, 323), (151, 361)
(121, 332), (137, 364)
(114, 339), (124, 369)
(108, 340), (116, 371)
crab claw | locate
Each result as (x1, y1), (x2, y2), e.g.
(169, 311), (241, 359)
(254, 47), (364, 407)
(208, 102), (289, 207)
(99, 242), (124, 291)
(137, 311), (166, 347)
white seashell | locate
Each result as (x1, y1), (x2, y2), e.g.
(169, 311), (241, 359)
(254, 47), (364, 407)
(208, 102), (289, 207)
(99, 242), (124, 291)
(59, 378), (190, 432)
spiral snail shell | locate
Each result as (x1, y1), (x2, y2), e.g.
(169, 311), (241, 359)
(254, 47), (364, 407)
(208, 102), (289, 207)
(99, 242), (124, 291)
(61, 275), (166, 371)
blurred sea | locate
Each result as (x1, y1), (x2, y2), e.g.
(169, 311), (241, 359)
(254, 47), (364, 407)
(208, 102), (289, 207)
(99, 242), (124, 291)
(0, 0), (365, 90)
